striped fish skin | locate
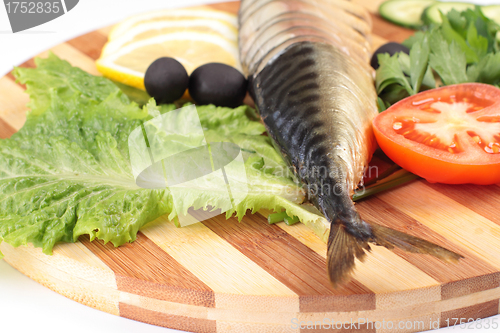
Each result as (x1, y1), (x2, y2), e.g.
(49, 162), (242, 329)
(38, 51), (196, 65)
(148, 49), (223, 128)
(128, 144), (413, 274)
(243, 23), (371, 70)
(252, 42), (377, 199)
(239, 0), (371, 37)
(240, 12), (371, 57)
(239, 0), (372, 25)
(252, 40), (377, 245)
(239, 0), (373, 78)
(242, 0), (463, 286)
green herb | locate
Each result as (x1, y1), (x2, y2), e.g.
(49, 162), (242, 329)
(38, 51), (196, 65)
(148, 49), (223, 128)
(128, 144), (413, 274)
(409, 33), (430, 94)
(284, 215), (300, 226)
(376, 53), (412, 95)
(371, 7), (500, 204)
(376, 8), (500, 107)
(466, 22), (489, 59)
(377, 97), (389, 112)
(467, 52), (500, 83)
(439, 12), (479, 64)
(352, 169), (419, 201)
(268, 212), (288, 224)
(428, 31), (468, 85)
(363, 163), (401, 187)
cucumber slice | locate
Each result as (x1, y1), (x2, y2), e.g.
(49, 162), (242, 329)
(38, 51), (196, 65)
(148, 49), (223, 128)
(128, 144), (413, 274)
(379, 0), (435, 29)
(482, 5), (500, 25)
(422, 2), (476, 25)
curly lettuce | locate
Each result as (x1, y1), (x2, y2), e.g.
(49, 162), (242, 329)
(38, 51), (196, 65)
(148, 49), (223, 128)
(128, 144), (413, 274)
(0, 54), (316, 257)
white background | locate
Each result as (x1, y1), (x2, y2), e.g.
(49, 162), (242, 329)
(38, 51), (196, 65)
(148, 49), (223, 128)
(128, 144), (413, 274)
(1, 0), (500, 332)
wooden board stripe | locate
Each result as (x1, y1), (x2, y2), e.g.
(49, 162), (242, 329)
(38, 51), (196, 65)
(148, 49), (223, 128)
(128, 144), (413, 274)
(269, 213), (442, 309)
(370, 13), (414, 43)
(1, 1), (500, 332)
(50, 43), (101, 75)
(0, 242), (119, 315)
(7, 244), (490, 332)
(426, 183), (500, 227)
(271, 214), (441, 292)
(2, 228), (500, 329)
(356, 195), (499, 285)
(0, 76), (28, 135)
(12, 57), (36, 69)
(6, 43), (100, 93)
(119, 303), (217, 333)
(216, 321), (295, 333)
(6, 57), (36, 89)
(293, 286), (500, 324)
(441, 273), (500, 300)
(200, 212), (376, 313)
(140, 215), (300, 313)
(66, 30), (109, 61)
(5, 72), (24, 89)
(81, 233), (216, 308)
(0, 118), (17, 139)
(379, 181), (500, 271)
(440, 300), (500, 329)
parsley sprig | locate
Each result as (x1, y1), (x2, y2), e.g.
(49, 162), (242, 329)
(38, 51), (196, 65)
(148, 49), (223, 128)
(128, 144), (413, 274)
(376, 7), (500, 111)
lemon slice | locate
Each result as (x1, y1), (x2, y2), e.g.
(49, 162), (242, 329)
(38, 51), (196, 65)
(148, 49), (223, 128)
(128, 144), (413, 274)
(102, 19), (238, 56)
(109, 6), (238, 40)
(96, 31), (240, 90)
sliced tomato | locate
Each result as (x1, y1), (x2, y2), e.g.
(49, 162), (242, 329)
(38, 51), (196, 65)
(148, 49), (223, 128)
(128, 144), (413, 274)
(373, 83), (500, 185)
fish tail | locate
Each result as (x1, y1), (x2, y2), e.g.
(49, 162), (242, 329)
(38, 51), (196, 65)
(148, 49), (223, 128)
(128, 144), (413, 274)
(326, 216), (463, 287)
(326, 221), (370, 286)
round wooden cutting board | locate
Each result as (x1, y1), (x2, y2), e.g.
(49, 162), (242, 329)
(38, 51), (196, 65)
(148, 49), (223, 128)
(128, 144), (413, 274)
(1, 1), (500, 332)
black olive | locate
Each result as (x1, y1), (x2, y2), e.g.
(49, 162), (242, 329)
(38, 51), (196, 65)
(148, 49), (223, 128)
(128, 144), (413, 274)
(189, 63), (248, 108)
(144, 57), (189, 104)
(370, 42), (410, 69)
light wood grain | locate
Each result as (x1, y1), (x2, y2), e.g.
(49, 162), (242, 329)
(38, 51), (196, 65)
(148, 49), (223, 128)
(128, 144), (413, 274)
(353, 0), (387, 14)
(274, 217), (441, 294)
(0, 242), (120, 315)
(141, 216), (300, 312)
(379, 181), (500, 270)
(1, 1), (499, 332)
(0, 77), (28, 135)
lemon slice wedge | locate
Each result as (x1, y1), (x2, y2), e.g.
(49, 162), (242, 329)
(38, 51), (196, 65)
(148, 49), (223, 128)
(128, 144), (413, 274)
(109, 6), (238, 40)
(96, 31), (240, 90)
(101, 19), (238, 56)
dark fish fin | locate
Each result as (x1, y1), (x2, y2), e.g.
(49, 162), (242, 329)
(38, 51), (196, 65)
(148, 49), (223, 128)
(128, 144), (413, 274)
(326, 221), (463, 287)
(326, 222), (372, 287)
(369, 222), (464, 263)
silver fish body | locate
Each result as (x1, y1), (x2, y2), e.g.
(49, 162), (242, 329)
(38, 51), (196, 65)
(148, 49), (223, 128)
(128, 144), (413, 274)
(240, 0), (462, 285)
(251, 42), (377, 211)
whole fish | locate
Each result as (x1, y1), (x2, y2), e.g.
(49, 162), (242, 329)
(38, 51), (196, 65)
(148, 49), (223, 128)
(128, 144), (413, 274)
(239, 0), (462, 286)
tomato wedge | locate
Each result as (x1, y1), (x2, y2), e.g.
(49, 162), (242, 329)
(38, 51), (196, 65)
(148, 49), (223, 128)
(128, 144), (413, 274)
(373, 83), (500, 185)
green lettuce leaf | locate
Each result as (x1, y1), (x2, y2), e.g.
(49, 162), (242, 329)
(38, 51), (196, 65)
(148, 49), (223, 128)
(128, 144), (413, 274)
(0, 53), (309, 257)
